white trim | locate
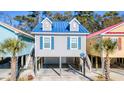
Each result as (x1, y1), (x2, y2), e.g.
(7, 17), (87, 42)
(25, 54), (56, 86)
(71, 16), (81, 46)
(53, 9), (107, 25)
(42, 19), (52, 31)
(101, 22), (124, 35)
(70, 20), (79, 31)
(0, 22), (34, 39)
(69, 18), (80, 24)
(110, 37), (118, 41)
(110, 37), (119, 50)
(70, 36), (78, 50)
(69, 18), (80, 32)
(102, 34), (124, 36)
(41, 17), (52, 24)
(31, 32), (89, 35)
(35, 36), (37, 57)
(43, 36), (51, 50)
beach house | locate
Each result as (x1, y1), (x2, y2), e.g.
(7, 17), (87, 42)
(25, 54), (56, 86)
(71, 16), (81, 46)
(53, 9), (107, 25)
(0, 22), (34, 71)
(32, 17), (90, 75)
(87, 22), (124, 70)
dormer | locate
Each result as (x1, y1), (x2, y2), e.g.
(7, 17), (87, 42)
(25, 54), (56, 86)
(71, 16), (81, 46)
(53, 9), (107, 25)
(69, 18), (80, 31)
(41, 17), (52, 31)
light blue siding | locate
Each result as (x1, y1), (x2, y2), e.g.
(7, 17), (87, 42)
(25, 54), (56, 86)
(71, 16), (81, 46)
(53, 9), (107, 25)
(0, 26), (17, 57)
(51, 37), (54, 49)
(78, 37), (81, 50)
(0, 26), (18, 43)
(0, 25), (34, 57)
(67, 37), (70, 50)
(35, 35), (86, 57)
(40, 36), (43, 49)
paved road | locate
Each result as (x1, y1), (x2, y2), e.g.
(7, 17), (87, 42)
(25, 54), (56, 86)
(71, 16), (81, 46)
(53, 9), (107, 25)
(35, 68), (90, 81)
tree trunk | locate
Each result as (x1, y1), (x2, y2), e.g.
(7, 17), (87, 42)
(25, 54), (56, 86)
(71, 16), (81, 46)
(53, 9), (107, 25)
(96, 57), (98, 70)
(11, 57), (17, 81)
(104, 52), (110, 81)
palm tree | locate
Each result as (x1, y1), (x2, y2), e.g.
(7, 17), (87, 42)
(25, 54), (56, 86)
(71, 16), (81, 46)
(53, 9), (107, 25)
(0, 44), (5, 54)
(0, 44), (5, 62)
(93, 38), (117, 81)
(1, 38), (26, 80)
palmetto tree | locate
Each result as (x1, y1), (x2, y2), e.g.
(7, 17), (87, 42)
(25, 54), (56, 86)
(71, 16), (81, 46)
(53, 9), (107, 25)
(1, 38), (26, 80)
(0, 44), (5, 54)
(0, 44), (5, 62)
(93, 38), (117, 81)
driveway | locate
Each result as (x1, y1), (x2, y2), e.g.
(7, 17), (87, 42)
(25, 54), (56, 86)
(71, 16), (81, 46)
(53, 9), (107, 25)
(35, 68), (90, 81)
(0, 69), (10, 80)
(110, 68), (124, 81)
(90, 68), (124, 81)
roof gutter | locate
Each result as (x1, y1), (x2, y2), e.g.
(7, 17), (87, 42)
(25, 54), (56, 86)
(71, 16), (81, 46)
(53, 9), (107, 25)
(31, 32), (89, 35)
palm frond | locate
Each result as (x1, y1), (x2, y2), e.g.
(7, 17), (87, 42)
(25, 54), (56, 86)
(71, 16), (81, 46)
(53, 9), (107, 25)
(93, 38), (117, 54)
(1, 38), (26, 56)
(0, 44), (5, 54)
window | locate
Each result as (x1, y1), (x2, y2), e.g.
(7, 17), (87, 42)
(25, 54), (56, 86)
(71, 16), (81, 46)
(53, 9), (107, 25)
(70, 37), (78, 49)
(72, 22), (77, 29)
(111, 38), (117, 42)
(43, 37), (51, 49)
(110, 37), (119, 49)
(44, 21), (49, 28)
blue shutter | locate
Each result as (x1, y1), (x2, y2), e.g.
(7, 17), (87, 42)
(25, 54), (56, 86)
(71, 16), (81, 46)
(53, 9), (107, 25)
(67, 37), (70, 49)
(40, 37), (43, 49)
(78, 37), (81, 49)
(51, 37), (54, 49)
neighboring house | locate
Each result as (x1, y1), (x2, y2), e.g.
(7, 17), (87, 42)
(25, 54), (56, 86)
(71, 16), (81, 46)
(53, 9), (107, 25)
(0, 22), (34, 70)
(87, 22), (124, 70)
(32, 17), (89, 75)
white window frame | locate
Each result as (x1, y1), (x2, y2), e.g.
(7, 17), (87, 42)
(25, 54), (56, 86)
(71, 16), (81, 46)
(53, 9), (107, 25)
(110, 37), (118, 49)
(43, 36), (51, 50)
(70, 21), (79, 31)
(110, 37), (118, 42)
(72, 22), (77, 29)
(70, 37), (78, 50)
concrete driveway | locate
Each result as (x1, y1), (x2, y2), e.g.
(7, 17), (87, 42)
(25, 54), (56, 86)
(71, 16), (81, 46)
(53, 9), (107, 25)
(35, 68), (90, 81)
(0, 69), (10, 80)
(110, 68), (124, 81)
(90, 68), (124, 81)
(34, 68), (124, 81)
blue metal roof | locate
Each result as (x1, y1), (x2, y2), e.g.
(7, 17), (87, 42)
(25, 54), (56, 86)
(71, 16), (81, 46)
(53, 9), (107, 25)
(32, 21), (89, 33)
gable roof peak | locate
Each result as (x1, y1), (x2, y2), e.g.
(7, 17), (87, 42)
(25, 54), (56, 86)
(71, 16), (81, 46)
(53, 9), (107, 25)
(86, 21), (124, 38)
(0, 21), (34, 38)
(69, 17), (80, 24)
(41, 17), (52, 24)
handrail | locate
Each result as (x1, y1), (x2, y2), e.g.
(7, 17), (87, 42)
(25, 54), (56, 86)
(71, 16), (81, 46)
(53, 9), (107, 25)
(68, 64), (93, 81)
